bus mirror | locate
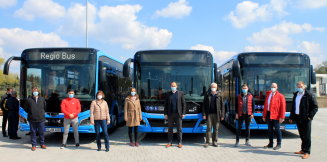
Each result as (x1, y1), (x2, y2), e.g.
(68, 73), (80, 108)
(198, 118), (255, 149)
(123, 58), (133, 78)
(311, 72), (316, 84)
(217, 70), (222, 86)
(3, 56), (21, 75)
(98, 61), (107, 83)
(232, 60), (241, 77)
(214, 63), (218, 83)
(310, 65), (316, 84)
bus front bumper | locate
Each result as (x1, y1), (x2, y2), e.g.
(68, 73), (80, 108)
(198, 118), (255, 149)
(139, 113), (206, 133)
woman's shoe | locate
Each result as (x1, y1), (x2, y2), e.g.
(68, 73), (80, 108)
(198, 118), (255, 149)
(135, 142), (140, 147)
(129, 142), (135, 147)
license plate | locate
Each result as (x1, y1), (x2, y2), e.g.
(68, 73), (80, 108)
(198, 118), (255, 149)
(164, 128), (177, 133)
(280, 126), (285, 130)
(46, 128), (61, 132)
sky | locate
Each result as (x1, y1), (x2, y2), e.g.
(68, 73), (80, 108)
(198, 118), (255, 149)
(0, 0), (327, 73)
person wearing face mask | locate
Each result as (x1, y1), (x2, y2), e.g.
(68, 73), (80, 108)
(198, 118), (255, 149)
(289, 81), (318, 159)
(164, 82), (186, 148)
(60, 90), (81, 149)
(1, 88), (13, 137)
(124, 88), (142, 147)
(263, 83), (286, 151)
(202, 83), (224, 148)
(24, 87), (47, 151)
(235, 84), (254, 147)
(90, 90), (110, 152)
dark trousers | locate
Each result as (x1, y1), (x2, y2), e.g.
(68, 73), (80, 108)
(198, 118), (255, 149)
(295, 116), (312, 154)
(267, 112), (282, 145)
(2, 110), (8, 136)
(8, 113), (19, 138)
(236, 114), (251, 142)
(30, 121), (45, 147)
(206, 114), (219, 144)
(94, 120), (110, 149)
(168, 113), (182, 144)
(128, 126), (139, 143)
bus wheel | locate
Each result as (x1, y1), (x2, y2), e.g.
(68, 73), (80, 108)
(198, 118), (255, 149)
(108, 114), (117, 133)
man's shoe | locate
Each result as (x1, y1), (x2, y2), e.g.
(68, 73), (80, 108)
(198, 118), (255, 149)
(105, 148), (110, 152)
(302, 153), (310, 159)
(273, 144), (281, 150)
(295, 150), (305, 154)
(60, 144), (66, 149)
(234, 142), (239, 147)
(31, 147), (36, 151)
(75, 143), (80, 148)
(97, 148), (101, 151)
(40, 145), (47, 149)
(204, 143), (209, 148)
(245, 141), (251, 146)
(129, 142), (135, 147)
(3, 134), (8, 137)
(177, 144), (183, 148)
(213, 143), (218, 147)
(135, 142), (140, 147)
(26, 132), (31, 136)
(264, 144), (273, 149)
(165, 144), (172, 148)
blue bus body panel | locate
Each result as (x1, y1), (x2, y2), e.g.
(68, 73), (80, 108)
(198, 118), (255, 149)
(235, 112), (297, 130)
(138, 112), (206, 133)
(18, 107), (110, 133)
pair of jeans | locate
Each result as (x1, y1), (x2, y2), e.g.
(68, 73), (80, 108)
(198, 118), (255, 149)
(206, 114), (219, 144)
(62, 118), (79, 145)
(236, 114), (251, 142)
(30, 121), (45, 147)
(167, 113), (182, 144)
(94, 120), (110, 149)
(295, 115), (312, 154)
(267, 112), (282, 145)
(128, 126), (139, 143)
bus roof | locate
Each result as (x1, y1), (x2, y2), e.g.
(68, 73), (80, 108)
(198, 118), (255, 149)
(218, 52), (310, 68)
(22, 47), (98, 53)
(135, 49), (212, 55)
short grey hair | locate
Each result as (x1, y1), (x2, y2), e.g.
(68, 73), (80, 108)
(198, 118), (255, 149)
(210, 82), (217, 87)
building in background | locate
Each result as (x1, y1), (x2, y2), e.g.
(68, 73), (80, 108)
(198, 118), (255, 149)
(313, 74), (327, 97)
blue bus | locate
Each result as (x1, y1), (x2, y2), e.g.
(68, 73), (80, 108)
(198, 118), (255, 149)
(217, 52), (316, 130)
(3, 48), (132, 133)
(123, 50), (218, 133)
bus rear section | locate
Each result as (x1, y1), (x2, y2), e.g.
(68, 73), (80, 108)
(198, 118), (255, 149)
(123, 50), (216, 133)
(217, 52), (316, 130)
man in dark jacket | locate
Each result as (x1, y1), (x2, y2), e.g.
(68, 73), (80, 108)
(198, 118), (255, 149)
(202, 83), (224, 148)
(164, 82), (186, 148)
(1, 88), (13, 137)
(235, 84), (254, 147)
(290, 81), (318, 159)
(25, 87), (47, 151)
(6, 91), (21, 140)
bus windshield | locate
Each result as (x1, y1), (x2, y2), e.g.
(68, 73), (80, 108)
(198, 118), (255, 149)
(242, 67), (309, 99)
(137, 65), (211, 102)
(25, 63), (96, 100)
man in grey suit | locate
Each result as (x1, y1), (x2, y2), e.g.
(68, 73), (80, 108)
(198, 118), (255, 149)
(164, 82), (186, 148)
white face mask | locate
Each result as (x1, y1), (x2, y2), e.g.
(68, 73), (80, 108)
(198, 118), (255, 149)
(211, 88), (217, 92)
(97, 95), (103, 100)
(271, 88), (277, 92)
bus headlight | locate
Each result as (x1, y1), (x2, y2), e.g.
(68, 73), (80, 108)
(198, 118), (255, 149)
(80, 118), (91, 126)
(19, 116), (28, 124)
(188, 106), (198, 113)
